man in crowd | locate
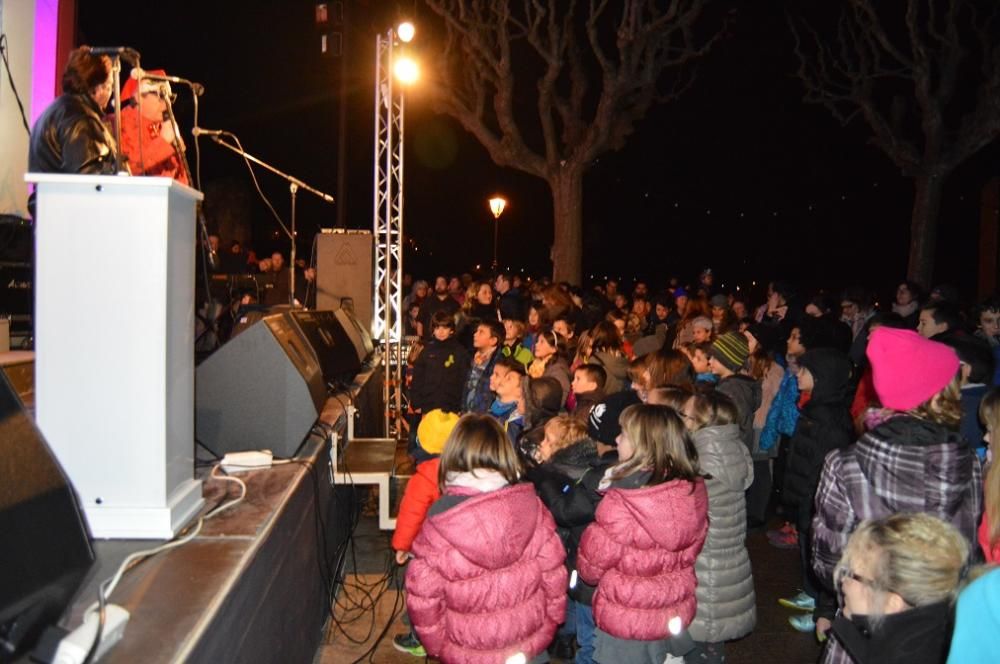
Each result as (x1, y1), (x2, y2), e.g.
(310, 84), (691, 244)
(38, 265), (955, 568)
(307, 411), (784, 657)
(495, 273), (524, 321)
(419, 276), (460, 339)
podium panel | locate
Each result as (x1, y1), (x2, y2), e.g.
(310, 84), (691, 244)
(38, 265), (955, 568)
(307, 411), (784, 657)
(27, 174), (204, 539)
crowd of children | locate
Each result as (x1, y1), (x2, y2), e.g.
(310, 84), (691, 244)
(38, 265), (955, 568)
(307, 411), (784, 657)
(387, 271), (1000, 664)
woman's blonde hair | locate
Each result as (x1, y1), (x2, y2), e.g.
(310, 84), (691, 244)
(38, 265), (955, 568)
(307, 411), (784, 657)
(980, 389), (1000, 551)
(908, 373), (963, 428)
(462, 281), (492, 314)
(836, 513), (969, 630)
(438, 414), (522, 491)
(610, 403), (700, 485)
(543, 415), (589, 455)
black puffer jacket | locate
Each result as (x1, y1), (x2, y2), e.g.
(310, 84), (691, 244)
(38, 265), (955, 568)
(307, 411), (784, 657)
(716, 374), (762, 454)
(29, 94), (118, 175)
(783, 348), (855, 530)
(529, 439), (616, 605)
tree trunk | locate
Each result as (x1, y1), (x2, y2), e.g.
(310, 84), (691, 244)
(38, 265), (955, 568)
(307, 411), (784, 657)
(549, 168), (584, 285)
(907, 174), (945, 288)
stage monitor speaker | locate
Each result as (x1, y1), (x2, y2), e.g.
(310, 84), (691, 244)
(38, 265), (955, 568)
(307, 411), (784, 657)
(0, 371), (94, 660)
(196, 314), (326, 458)
(285, 310), (362, 385)
(316, 231), (374, 333)
(334, 307), (375, 361)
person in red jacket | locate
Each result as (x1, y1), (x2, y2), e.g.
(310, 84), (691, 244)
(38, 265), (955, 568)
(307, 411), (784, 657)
(577, 403), (709, 664)
(391, 409), (459, 657)
(405, 414), (567, 663)
(119, 69), (188, 184)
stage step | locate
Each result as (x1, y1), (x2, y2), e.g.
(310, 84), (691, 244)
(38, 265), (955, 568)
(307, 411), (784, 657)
(330, 434), (401, 530)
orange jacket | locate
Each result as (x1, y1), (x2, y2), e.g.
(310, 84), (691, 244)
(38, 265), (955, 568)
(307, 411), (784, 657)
(391, 458), (441, 552)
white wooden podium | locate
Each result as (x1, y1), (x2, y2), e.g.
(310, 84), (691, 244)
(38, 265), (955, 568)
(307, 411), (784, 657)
(26, 174), (205, 539)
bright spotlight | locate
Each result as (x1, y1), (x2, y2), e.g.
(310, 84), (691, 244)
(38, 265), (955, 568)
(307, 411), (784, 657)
(397, 22), (415, 43)
(394, 56), (420, 85)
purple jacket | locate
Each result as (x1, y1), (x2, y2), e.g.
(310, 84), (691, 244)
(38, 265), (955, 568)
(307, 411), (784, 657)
(577, 477), (708, 640)
(812, 415), (983, 588)
(406, 482), (567, 664)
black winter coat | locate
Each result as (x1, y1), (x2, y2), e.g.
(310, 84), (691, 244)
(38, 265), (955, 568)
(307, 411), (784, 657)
(529, 439), (616, 605)
(29, 94), (118, 175)
(783, 348), (854, 530)
(409, 336), (471, 413)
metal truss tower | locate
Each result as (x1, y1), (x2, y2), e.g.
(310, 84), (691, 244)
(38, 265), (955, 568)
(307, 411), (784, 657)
(372, 28), (405, 437)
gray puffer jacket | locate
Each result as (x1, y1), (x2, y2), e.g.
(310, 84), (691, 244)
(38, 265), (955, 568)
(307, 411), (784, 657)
(688, 423), (757, 643)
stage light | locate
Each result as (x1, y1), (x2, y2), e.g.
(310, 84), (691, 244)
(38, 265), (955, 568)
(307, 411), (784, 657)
(394, 56), (419, 85)
(397, 22), (415, 43)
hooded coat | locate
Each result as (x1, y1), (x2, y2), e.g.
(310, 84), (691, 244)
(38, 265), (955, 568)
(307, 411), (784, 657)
(529, 439), (615, 605)
(811, 415), (983, 588)
(688, 424), (757, 643)
(406, 482), (567, 663)
(588, 351), (630, 395)
(782, 348), (854, 531)
(577, 477), (708, 640)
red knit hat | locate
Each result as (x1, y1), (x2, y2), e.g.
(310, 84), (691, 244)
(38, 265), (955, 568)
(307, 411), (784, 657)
(122, 68), (167, 100)
(866, 327), (959, 411)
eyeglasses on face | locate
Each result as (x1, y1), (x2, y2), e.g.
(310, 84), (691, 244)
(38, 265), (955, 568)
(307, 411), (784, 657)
(141, 90), (177, 103)
(836, 566), (879, 590)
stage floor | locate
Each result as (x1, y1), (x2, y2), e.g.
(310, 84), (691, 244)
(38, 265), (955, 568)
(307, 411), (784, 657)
(61, 362), (385, 663)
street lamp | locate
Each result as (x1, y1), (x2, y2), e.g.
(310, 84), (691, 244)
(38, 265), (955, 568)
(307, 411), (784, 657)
(489, 196), (507, 272)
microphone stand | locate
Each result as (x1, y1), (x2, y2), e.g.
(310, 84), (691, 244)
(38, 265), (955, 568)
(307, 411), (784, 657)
(158, 85), (220, 346)
(110, 55), (124, 173)
(204, 134), (334, 307)
(158, 84), (192, 185)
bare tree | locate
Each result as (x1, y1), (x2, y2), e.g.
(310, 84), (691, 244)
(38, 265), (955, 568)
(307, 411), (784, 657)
(790, 0), (1000, 286)
(423, 0), (724, 284)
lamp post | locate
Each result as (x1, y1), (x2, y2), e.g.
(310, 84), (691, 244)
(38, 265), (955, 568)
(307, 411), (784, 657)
(489, 196), (507, 272)
(373, 21), (418, 437)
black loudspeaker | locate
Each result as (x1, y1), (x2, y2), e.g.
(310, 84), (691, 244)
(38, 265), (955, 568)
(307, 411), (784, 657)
(196, 314), (326, 458)
(334, 307), (375, 361)
(285, 310), (362, 385)
(0, 371), (94, 660)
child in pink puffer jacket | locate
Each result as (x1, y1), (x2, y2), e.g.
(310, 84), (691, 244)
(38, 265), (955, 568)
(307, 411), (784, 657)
(406, 414), (567, 664)
(577, 403), (709, 664)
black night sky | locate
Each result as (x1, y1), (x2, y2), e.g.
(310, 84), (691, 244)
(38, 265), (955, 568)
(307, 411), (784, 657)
(77, 0), (997, 303)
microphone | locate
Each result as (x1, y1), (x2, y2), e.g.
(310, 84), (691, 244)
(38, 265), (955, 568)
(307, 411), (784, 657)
(131, 68), (205, 96)
(191, 127), (225, 137)
(90, 46), (141, 63)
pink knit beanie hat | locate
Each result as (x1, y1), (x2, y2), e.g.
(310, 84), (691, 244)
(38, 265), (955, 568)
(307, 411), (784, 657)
(866, 327), (959, 411)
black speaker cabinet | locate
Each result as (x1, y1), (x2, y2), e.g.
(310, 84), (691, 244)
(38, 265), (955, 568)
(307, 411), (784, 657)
(0, 371), (94, 659)
(334, 308), (375, 362)
(196, 314), (326, 458)
(285, 310), (362, 385)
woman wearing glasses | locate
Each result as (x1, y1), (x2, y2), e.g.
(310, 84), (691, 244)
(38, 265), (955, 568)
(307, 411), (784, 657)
(822, 513), (968, 664)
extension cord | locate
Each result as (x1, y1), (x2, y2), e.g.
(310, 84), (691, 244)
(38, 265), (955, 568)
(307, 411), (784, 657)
(53, 604), (129, 664)
(221, 450), (273, 473)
